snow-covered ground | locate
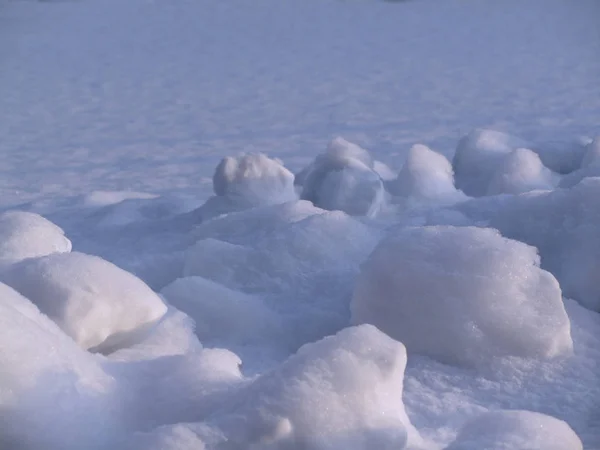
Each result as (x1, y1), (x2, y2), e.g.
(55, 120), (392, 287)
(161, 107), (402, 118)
(1, 0), (600, 449)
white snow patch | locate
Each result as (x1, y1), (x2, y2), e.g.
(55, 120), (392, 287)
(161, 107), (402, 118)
(351, 226), (573, 368)
(444, 410), (582, 450)
(486, 148), (559, 195)
(1, 252), (168, 353)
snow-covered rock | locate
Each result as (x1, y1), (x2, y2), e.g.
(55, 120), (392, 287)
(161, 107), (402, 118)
(299, 137), (385, 217)
(213, 325), (420, 450)
(195, 153), (297, 221)
(0, 211), (71, 266)
(444, 410), (582, 450)
(351, 226), (573, 368)
(1, 252), (168, 353)
(0, 282), (118, 450)
(161, 276), (280, 344)
(452, 129), (530, 197)
(456, 178), (600, 311)
(486, 148), (559, 195)
(388, 144), (466, 206)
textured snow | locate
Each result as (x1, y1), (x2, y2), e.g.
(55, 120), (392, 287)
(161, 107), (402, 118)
(351, 226), (573, 368)
(444, 410), (583, 450)
(2, 0), (599, 448)
(1, 252), (168, 353)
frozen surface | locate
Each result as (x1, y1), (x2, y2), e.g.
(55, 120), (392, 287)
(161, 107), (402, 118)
(2, 252), (168, 353)
(2, 0), (600, 448)
(444, 410), (583, 450)
(351, 226), (572, 368)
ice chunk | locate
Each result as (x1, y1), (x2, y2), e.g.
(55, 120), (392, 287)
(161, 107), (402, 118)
(456, 178), (600, 311)
(486, 148), (559, 195)
(161, 276), (280, 344)
(299, 137), (385, 217)
(452, 129), (530, 197)
(0, 282), (118, 450)
(195, 153), (297, 221)
(0, 210), (71, 266)
(213, 325), (420, 450)
(388, 144), (466, 206)
(444, 410), (582, 450)
(351, 226), (573, 368)
(2, 252), (168, 353)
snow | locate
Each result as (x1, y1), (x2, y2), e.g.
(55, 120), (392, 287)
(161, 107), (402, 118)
(351, 226), (573, 368)
(2, 0), (600, 448)
(486, 148), (559, 195)
(0, 210), (72, 266)
(1, 252), (168, 353)
(388, 144), (466, 206)
(298, 137), (386, 217)
(444, 410), (583, 450)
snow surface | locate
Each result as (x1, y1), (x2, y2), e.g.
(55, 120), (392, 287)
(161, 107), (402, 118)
(2, 0), (600, 448)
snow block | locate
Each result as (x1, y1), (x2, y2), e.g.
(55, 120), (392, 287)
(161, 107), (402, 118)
(351, 226), (573, 368)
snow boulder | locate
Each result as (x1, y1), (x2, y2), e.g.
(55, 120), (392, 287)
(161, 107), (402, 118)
(560, 137), (600, 188)
(0, 282), (118, 450)
(444, 410), (582, 450)
(452, 129), (530, 197)
(486, 148), (559, 195)
(299, 137), (385, 217)
(161, 276), (280, 344)
(1, 252), (168, 353)
(532, 137), (590, 174)
(0, 210), (71, 266)
(351, 226), (573, 368)
(195, 153), (297, 221)
(388, 144), (466, 206)
(213, 325), (420, 450)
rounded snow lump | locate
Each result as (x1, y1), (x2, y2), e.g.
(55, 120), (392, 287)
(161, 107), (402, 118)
(0, 211), (71, 265)
(351, 226), (573, 367)
(299, 137), (385, 217)
(486, 148), (558, 196)
(2, 252), (168, 353)
(453, 128), (530, 197)
(388, 144), (466, 205)
(444, 410), (582, 450)
(214, 324), (420, 450)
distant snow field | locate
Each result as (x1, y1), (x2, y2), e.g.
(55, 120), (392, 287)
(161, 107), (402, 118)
(1, 0), (599, 449)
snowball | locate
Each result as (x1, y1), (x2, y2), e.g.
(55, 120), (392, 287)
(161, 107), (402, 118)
(560, 138), (600, 188)
(456, 178), (600, 311)
(0, 210), (71, 265)
(452, 129), (530, 197)
(1, 252), (168, 353)
(351, 226), (573, 368)
(299, 137), (385, 217)
(0, 282), (118, 450)
(161, 276), (280, 344)
(388, 144), (466, 205)
(444, 410), (583, 450)
(532, 137), (590, 174)
(213, 325), (420, 449)
(486, 148), (559, 195)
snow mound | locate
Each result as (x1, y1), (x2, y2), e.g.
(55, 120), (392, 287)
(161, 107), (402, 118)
(195, 153), (296, 221)
(0, 282), (117, 450)
(161, 276), (280, 345)
(388, 144), (466, 206)
(444, 410), (582, 450)
(2, 252), (168, 353)
(452, 129), (530, 197)
(212, 325), (420, 449)
(82, 190), (158, 208)
(531, 138), (590, 174)
(299, 137), (385, 217)
(351, 226), (573, 368)
(486, 148), (558, 195)
(0, 210), (71, 265)
(456, 178), (600, 311)
(185, 208), (381, 348)
(560, 137), (600, 188)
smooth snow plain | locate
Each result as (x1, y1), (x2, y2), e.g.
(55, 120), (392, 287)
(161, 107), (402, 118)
(1, 0), (600, 449)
